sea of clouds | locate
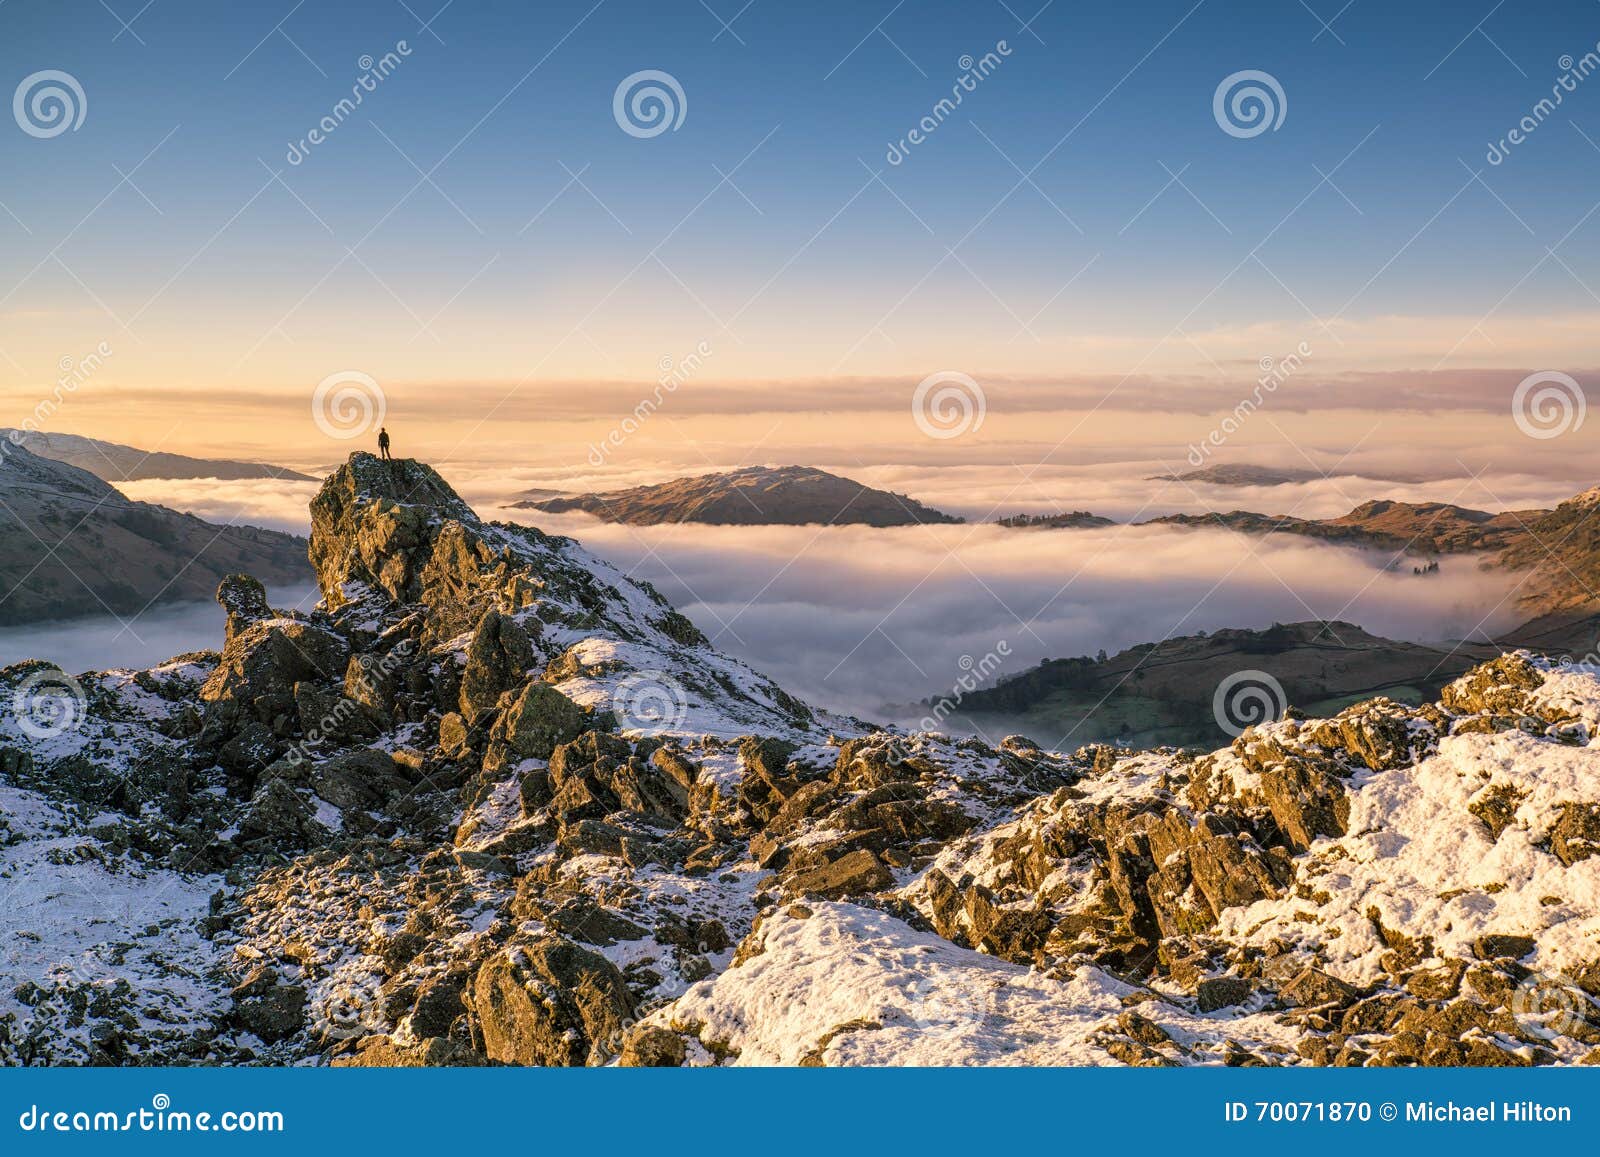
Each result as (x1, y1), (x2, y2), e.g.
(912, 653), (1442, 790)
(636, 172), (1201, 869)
(31, 461), (1556, 721)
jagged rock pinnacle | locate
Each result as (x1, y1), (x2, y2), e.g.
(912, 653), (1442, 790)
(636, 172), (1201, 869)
(308, 452), (480, 610)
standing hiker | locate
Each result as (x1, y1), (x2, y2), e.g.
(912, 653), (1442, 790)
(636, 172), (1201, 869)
(378, 427), (392, 460)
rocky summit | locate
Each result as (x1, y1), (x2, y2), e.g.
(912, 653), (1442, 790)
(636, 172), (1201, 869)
(3, 452), (1600, 1067)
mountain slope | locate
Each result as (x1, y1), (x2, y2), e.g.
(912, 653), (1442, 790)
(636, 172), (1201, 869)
(937, 620), (1499, 748)
(3, 429), (316, 482)
(514, 465), (961, 527)
(1498, 486), (1600, 619)
(2, 454), (1597, 1069)
(0, 443), (313, 624)
(1146, 499), (1541, 555)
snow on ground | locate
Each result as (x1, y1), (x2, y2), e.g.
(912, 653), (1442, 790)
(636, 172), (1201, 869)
(1218, 726), (1600, 985)
(654, 901), (1303, 1066)
(0, 783), (224, 1064)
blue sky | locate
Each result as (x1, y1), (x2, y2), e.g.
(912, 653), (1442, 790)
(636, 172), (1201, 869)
(2, 0), (1599, 454)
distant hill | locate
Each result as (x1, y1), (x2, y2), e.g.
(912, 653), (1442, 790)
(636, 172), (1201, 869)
(933, 620), (1499, 748)
(994, 511), (1114, 529)
(1497, 485), (1600, 618)
(512, 465), (962, 527)
(1144, 499), (1542, 555)
(1150, 464), (1327, 486)
(2, 430), (317, 482)
(0, 443), (312, 624)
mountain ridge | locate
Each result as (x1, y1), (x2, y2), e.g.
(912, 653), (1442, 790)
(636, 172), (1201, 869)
(3, 429), (317, 482)
(514, 464), (962, 527)
(0, 443), (312, 625)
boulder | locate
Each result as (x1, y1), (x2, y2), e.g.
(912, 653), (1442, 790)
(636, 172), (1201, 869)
(216, 573), (272, 643)
(1440, 653), (1545, 716)
(620, 1025), (687, 1067)
(308, 747), (409, 812)
(1258, 755), (1350, 853)
(238, 778), (329, 849)
(784, 848), (893, 899)
(407, 976), (466, 1039)
(1472, 933), (1536, 961)
(1550, 803), (1600, 866)
(1196, 975), (1253, 1012)
(469, 936), (637, 1066)
(293, 682), (382, 744)
(229, 969), (307, 1044)
(201, 616), (349, 727)
(496, 681), (589, 759)
(459, 610), (539, 722)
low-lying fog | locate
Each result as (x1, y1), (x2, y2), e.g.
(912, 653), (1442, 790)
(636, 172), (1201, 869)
(0, 585), (319, 677)
(493, 515), (1525, 718)
(21, 457), (1540, 720)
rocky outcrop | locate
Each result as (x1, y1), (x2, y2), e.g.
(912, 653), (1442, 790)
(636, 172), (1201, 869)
(470, 936), (636, 1066)
(459, 610), (538, 721)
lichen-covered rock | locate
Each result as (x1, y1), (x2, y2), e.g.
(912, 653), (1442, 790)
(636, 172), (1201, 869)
(201, 615), (349, 727)
(469, 936), (636, 1066)
(495, 681), (589, 760)
(217, 573), (272, 643)
(459, 610), (538, 722)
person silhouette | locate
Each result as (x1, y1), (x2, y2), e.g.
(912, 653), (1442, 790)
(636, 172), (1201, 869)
(378, 427), (392, 461)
